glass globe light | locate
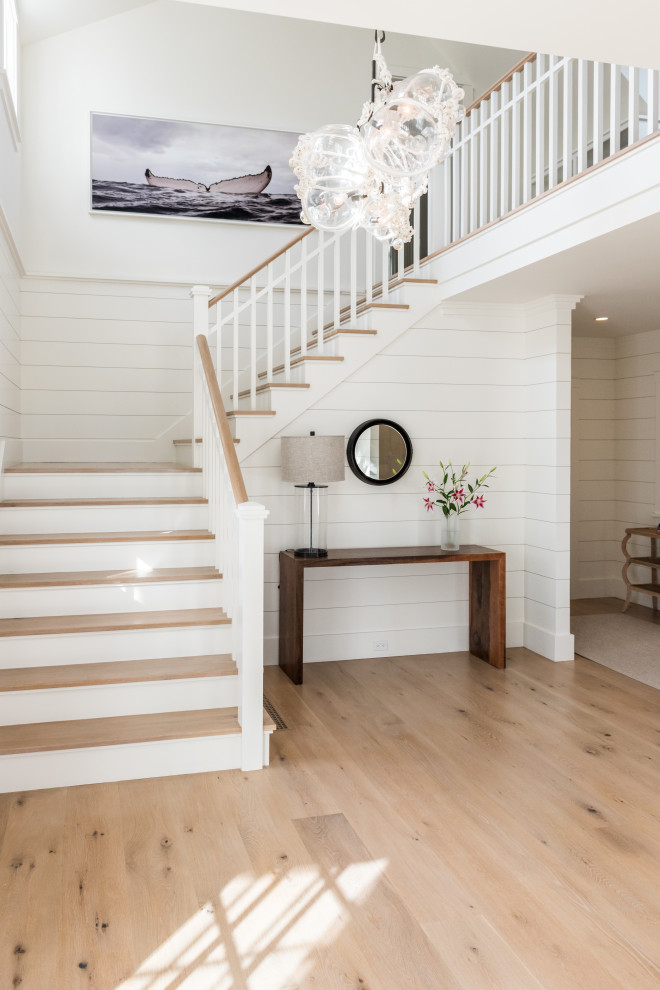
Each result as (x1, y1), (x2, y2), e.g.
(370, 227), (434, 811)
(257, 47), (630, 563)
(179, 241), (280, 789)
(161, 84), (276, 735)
(291, 124), (370, 231)
(361, 98), (439, 178)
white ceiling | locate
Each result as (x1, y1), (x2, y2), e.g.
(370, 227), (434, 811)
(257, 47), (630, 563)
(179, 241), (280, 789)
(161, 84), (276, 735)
(451, 212), (660, 337)
(18, 0), (660, 68)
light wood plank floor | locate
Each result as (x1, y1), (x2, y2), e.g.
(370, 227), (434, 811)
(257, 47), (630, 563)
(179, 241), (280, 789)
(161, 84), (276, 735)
(2, 645), (660, 989)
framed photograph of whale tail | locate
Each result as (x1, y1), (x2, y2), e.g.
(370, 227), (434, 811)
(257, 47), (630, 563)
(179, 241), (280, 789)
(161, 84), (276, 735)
(90, 112), (303, 226)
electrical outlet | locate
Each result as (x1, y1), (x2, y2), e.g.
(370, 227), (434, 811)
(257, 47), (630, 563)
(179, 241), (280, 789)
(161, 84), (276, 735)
(373, 639), (388, 652)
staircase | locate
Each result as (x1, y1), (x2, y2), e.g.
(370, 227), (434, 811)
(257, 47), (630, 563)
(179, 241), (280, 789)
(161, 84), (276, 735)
(0, 462), (273, 792)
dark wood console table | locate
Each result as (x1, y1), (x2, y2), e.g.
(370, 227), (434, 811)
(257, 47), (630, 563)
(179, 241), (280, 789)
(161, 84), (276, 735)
(278, 545), (506, 684)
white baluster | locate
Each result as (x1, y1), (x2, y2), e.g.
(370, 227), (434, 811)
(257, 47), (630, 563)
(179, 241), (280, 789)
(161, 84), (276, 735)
(489, 91), (499, 221)
(460, 116), (469, 235)
(593, 61), (604, 165)
(442, 155), (452, 244)
(648, 69), (659, 136)
(266, 262), (274, 381)
(500, 80), (511, 214)
(333, 235), (341, 329)
(232, 291), (239, 412)
(250, 277), (257, 409)
(548, 57), (559, 188)
(628, 65), (639, 145)
(413, 200), (421, 272)
(469, 105), (479, 231)
(317, 231), (325, 352)
(365, 231), (373, 303)
(350, 229), (358, 322)
(511, 70), (522, 208)
(381, 241), (390, 299)
(215, 300), (221, 385)
(577, 59), (588, 173)
(610, 64), (621, 154)
(562, 59), (574, 181)
(284, 250), (291, 383)
(523, 60), (533, 203)
(535, 55), (546, 196)
(300, 241), (307, 356)
(478, 101), (489, 227)
(452, 138), (462, 238)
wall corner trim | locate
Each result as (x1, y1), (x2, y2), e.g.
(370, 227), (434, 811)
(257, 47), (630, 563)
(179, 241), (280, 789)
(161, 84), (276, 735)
(0, 202), (23, 274)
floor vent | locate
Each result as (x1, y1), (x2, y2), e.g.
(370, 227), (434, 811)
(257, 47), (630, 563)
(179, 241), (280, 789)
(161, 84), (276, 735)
(263, 696), (287, 730)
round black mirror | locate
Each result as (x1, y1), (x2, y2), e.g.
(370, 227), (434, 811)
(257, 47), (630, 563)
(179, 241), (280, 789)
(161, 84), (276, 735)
(347, 419), (413, 486)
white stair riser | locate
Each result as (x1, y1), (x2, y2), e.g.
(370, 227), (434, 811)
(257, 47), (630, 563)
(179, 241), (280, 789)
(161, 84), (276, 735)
(0, 733), (244, 792)
(3, 473), (203, 500)
(0, 624), (233, 668)
(0, 675), (239, 724)
(0, 539), (216, 574)
(0, 579), (223, 618)
(1, 503), (209, 534)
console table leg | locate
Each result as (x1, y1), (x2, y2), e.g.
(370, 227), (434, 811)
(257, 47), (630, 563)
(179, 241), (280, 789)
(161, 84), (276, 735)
(279, 552), (305, 684)
(469, 558), (506, 668)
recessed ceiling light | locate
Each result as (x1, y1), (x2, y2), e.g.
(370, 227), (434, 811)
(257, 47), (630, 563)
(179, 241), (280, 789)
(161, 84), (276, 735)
(594, 316), (609, 321)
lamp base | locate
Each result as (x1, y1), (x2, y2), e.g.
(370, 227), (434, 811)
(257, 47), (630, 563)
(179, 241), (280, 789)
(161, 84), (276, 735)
(293, 547), (328, 558)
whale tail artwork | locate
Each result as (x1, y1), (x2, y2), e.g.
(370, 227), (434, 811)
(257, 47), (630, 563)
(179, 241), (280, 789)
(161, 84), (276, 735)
(144, 165), (272, 194)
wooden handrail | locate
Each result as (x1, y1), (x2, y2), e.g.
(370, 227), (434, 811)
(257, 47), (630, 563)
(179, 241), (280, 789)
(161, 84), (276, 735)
(208, 227), (314, 309)
(464, 52), (537, 117)
(196, 334), (249, 505)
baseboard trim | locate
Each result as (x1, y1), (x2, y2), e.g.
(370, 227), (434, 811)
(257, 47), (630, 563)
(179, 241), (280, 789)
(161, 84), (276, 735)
(524, 622), (575, 662)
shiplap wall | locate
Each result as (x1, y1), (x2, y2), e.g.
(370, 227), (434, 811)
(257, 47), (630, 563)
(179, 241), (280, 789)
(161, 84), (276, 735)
(571, 329), (660, 603)
(20, 277), (194, 462)
(0, 215), (21, 466)
(243, 297), (574, 665)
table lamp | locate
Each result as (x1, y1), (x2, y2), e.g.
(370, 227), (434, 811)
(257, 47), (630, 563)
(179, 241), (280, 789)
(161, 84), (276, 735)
(281, 432), (345, 557)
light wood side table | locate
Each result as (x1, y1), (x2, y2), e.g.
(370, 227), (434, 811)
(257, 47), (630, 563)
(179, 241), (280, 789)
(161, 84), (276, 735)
(621, 526), (660, 613)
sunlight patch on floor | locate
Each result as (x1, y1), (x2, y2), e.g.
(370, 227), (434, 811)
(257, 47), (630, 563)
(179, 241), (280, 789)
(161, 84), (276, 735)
(116, 859), (387, 989)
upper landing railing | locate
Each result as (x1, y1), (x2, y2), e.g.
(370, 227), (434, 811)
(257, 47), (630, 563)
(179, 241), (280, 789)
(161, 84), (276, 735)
(427, 52), (660, 253)
(192, 51), (660, 414)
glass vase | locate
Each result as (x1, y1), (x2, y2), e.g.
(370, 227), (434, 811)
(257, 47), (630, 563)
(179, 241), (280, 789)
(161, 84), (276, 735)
(441, 512), (460, 551)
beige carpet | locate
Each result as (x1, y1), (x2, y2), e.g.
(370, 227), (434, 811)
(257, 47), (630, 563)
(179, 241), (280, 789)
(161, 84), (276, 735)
(572, 612), (660, 689)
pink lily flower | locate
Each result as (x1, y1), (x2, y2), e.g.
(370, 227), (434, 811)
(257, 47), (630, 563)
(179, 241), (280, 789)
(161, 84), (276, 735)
(451, 487), (465, 503)
(423, 497), (435, 512)
(473, 495), (486, 508)
(426, 480), (435, 492)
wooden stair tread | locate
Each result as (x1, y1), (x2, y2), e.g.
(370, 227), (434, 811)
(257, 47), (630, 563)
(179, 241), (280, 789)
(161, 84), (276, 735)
(0, 566), (221, 589)
(226, 410), (277, 417)
(174, 438), (240, 445)
(0, 707), (276, 755)
(0, 497), (208, 508)
(0, 607), (230, 638)
(629, 557), (660, 568)
(0, 655), (236, 692)
(0, 529), (214, 547)
(5, 462), (201, 473)
(257, 354), (344, 381)
(234, 382), (310, 399)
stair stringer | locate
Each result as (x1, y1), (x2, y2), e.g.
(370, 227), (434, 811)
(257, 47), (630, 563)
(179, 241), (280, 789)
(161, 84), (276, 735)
(230, 282), (441, 462)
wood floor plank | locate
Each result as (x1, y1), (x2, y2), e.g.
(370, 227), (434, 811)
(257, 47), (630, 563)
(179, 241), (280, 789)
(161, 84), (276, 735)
(0, 606), (230, 638)
(0, 789), (67, 988)
(0, 655), (236, 692)
(0, 566), (221, 589)
(294, 812), (461, 989)
(58, 784), (136, 988)
(4, 643), (660, 988)
(0, 529), (213, 546)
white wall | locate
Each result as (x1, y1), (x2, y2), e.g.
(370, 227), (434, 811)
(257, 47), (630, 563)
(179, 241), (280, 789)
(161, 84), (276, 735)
(19, 1), (512, 285)
(0, 3), (21, 466)
(571, 328), (659, 603)
(238, 297), (572, 666)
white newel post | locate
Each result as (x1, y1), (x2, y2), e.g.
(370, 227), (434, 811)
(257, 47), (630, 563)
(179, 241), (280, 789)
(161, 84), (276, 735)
(235, 500), (269, 770)
(190, 285), (211, 468)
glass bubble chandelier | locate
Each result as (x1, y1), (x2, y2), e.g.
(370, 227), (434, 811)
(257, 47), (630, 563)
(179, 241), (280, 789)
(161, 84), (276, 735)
(290, 31), (464, 249)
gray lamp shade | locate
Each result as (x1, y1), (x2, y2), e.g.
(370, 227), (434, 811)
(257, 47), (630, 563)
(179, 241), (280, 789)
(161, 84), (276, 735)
(281, 434), (345, 483)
